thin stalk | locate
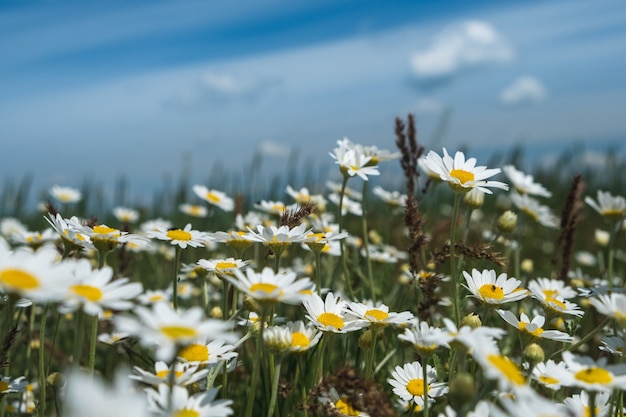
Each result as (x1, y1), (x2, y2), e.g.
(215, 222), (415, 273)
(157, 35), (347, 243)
(87, 314), (98, 375)
(244, 309), (266, 417)
(338, 176), (355, 299)
(72, 310), (85, 368)
(172, 246), (182, 310)
(267, 358), (283, 417)
(422, 359), (430, 417)
(361, 180), (375, 302)
(314, 250), (323, 296)
(450, 194), (462, 325)
(38, 305), (49, 417)
(550, 317), (611, 359)
(364, 329), (378, 379)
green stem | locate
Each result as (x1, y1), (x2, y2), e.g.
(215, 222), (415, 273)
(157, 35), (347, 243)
(589, 391), (597, 417)
(422, 358), (430, 417)
(338, 176), (355, 299)
(244, 309), (266, 417)
(450, 194), (462, 325)
(172, 246), (182, 310)
(88, 314), (98, 375)
(267, 358), (283, 417)
(550, 317), (611, 359)
(364, 329), (378, 379)
(72, 310), (85, 368)
(314, 250), (323, 296)
(361, 180), (375, 302)
(38, 305), (49, 417)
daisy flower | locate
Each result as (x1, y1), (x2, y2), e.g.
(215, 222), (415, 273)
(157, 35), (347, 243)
(495, 310), (573, 343)
(562, 391), (611, 417)
(398, 320), (452, 356)
(225, 267), (312, 306)
(206, 230), (254, 254)
(286, 321), (322, 353)
(319, 387), (370, 417)
(83, 223), (150, 252)
(112, 206), (139, 223)
(0, 375), (28, 393)
(254, 200), (288, 216)
(146, 384), (233, 417)
(554, 351), (626, 392)
(130, 361), (209, 387)
(303, 292), (364, 333)
(49, 185), (82, 204)
(327, 192), (363, 216)
(443, 318), (506, 353)
(463, 268), (528, 305)
(600, 335), (624, 357)
(197, 257), (251, 277)
(140, 218), (172, 233)
(60, 261), (143, 317)
(9, 228), (57, 250)
(45, 213), (94, 250)
(263, 325), (293, 355)
(494, 392), (569, 417)
(285, 185), (326, 206)
(147, 223), (210, 249)
(329, 137), (380, 181)
(244, 224), (314, 257)
(178, 339), (238, 366)
(531, 359), (569, 390)
(356, 143), (400, 164)
(326, 180), (363, 200)
(0, 217), (27, 241)
(64, 370), (149, 417)
(372, 186), (407, 208)
(529, 285), (584, 317)
(585, 190), (626, 220)
(346, 301), (414, 329)
(114, 302), (237, 361)
(469, 342), (527, 391)
(137, 289), (171, 305)
(421, 148), (508, 194)
(527, 277), (577, 300)
(192, 184), (235, 212)
(502, 165), (552, 197)
(304, 231), (349, 255)
(388, 361), (448, 405)
(510, 192), (559, 228)
(179, 203), (208, 218)
(588, 292), (626, 326)
(0, 247), (75, 303)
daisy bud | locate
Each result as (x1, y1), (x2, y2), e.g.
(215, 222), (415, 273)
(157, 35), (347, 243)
(358, 329), (373, 350)
(523, 343), (545, 366)
(264, 326), (292, 355)
(595, 229), (610, 247)
(243, 295), (260, 313)
(368, 230), (383, 245)
(521, 259), (534, 273)
(209, 306), (223, 319)
(497, 210), (518, 234)
(460, 313), (482, 329)
(448, 372), (475, 409)
(47, 372), (66, 389)
(464, 188), (485, 209)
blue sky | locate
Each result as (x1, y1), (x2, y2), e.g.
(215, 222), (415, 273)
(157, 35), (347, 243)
(2, 0), (626, 203)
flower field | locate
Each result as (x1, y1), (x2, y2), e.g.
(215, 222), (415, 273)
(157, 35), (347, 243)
(0, 116), (625, 417)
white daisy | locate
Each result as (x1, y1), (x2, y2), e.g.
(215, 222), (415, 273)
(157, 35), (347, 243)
(585, 190), (626, 220)
(0, 375), (28, 393)
(553, 351), (626, 392)
(421, 148), (508, 194)
(502, 165), (552, 197)
(146, 384), (233, 417)
(531, 359), (568, 390)
(463, 268), (528, 305)
(561, 390), (611, 417)
(49, 185), (82, 204)
(147, 223), (210, 249)
(599, 335), (624, 357)
(303, 292), (364, 333)
(588, 292), (626, 326)
(495, 310), (573, 342)
(285, 321), (322, 353)
(347, 301), (414, 329)
(329, 137), (380, 181)
(197, 257), (251, 277)
(529, 285), (584, 317)
(372, 186), (407, 208)
(112, 207), (139, 223)
(469, 342), (527, 390)
(178, 339), (238, 366)
(130, 361), (208, 387)
(179, 203), (208, 218)
(510, 192), (559, 228)
(326, 180), (363, 201)
(327, 192), (363, 216)
(192, 185), (235, 212)
(388, 361), (448, 404)
(527, 277), (577, 300)
(224, 266), (312, 306)
(398, 320), (452, 355)
(254, 200), (288, 216)
(137, 289), (171, 305)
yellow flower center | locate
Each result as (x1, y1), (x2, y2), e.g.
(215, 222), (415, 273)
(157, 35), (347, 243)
(539, 375), (559, 385)
(307, 232), (326, 242)
(178, 344), (209, 362)
(406, 378), (427, 396)
(70, 284), (103, 302)
(93, 225), (119, 236)
(602, 208), (625, 218)
(149, 294), (165, 302)
(155, 370), (184, 379)
(205, 192), (221, 203)
(364, 309), (389, 322)
(249, 283), (279, 294)
(167, 229), (192, 241)
(574, 367), (612, 384)
(542, 289), (558, 298)
(478, 284), (505, 301)
(487, 354), (525, 385)
(546, 297), (566, 311)
(0, 268), (40, 290)
(189, 206), (204, 216)
(317, 312), (344, 330)
(0, 381), (9, 392)
(160, 325), (198, 340)
(335, 397), (360, 416)
(583, 406), (600, 417)
(522, 207), (540, 222)
(519, 322), (544, 337)
(215, 262), (238, 271)
(174, 410), (199, 417)
(291, 332), (310, 349)
(450, 169), (475, 184)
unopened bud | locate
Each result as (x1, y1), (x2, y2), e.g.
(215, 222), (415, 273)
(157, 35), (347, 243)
(460, 313), (482, 329)
(358, 330), (373, 350)
(209, 306), (223, 319)
(523, 343), (545, 366)
(464, 188), (485, 209)
(595, 229), (610, 247)
(243, 295), (260, 313)
(497, 210), (518, 234)
(47, 372), (66, 389)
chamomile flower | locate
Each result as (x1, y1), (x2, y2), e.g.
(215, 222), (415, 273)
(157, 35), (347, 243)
(140, 218), (172, 233)
(0, 375), (28, 393)
(373, 186), (407, 208)
(585, 190), (626, 220)
(399, 321), (452, 356)
(49, 185), (82, 204)
(61, 261), (143, 317)
(9, 228), (57, 250)
(495, 310), (573, 343)
(588, 292), (626, 326)
(329, 138), (380, 181)
(112, 207), (139, 223)
(137, 289), (171, 305)
(114, 302), (237, 361)
(529, 285), (584, 317)
(254, 200), (288, 216)
(192, 185), (235, 212)
(527, 277), (577, 300)
(555, 351), (626, 392)
(130, 361), (208, 387)
(84, 224), (150, 253)
(346, 301), (414, 329)
(319, 387), (370, 417)
(561, 391), (611, 417)
(179, 203), (208, 218)
(197, 257), (251, 277)
(421, 148), (508, 194)
(469, 343), (527, 390)
(502, 165), (552, 197)
(531, 359), (568, 390)
(600, 335), (624, 357)
(443, 318), (506, 353)
(328, 192), (363, 216)
(178, 339), (238, 366)
(225, 267), (313, 306)
(146, 384), (233, 417)
(494, 392), (569, 417)
(147, 223), (210, 249)
(304, 231), (349, 255)
(45, 213), (93, 250)
(285, 320), (322, 353)
(206, 230), (254, 254)
(388, 361), (448, 404)
(0, 217), (27, 241)
(285, 185), (325, 205)
(244, 224), (314, 257)
(64, 370), (149, 417)
(326, 180), (363, 201)
(510, 192), (559, 228)
(303, 292), (364, 333)
(463, 268), (528, 305)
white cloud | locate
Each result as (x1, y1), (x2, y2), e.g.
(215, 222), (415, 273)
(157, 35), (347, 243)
(500, 76), (547, 105)
(410, 20), (514, 80)
(257, 140), (291, 158)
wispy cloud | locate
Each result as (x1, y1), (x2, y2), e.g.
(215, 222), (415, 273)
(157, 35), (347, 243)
(409, 20), (514, 82)
(500, 76), (547, 105)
